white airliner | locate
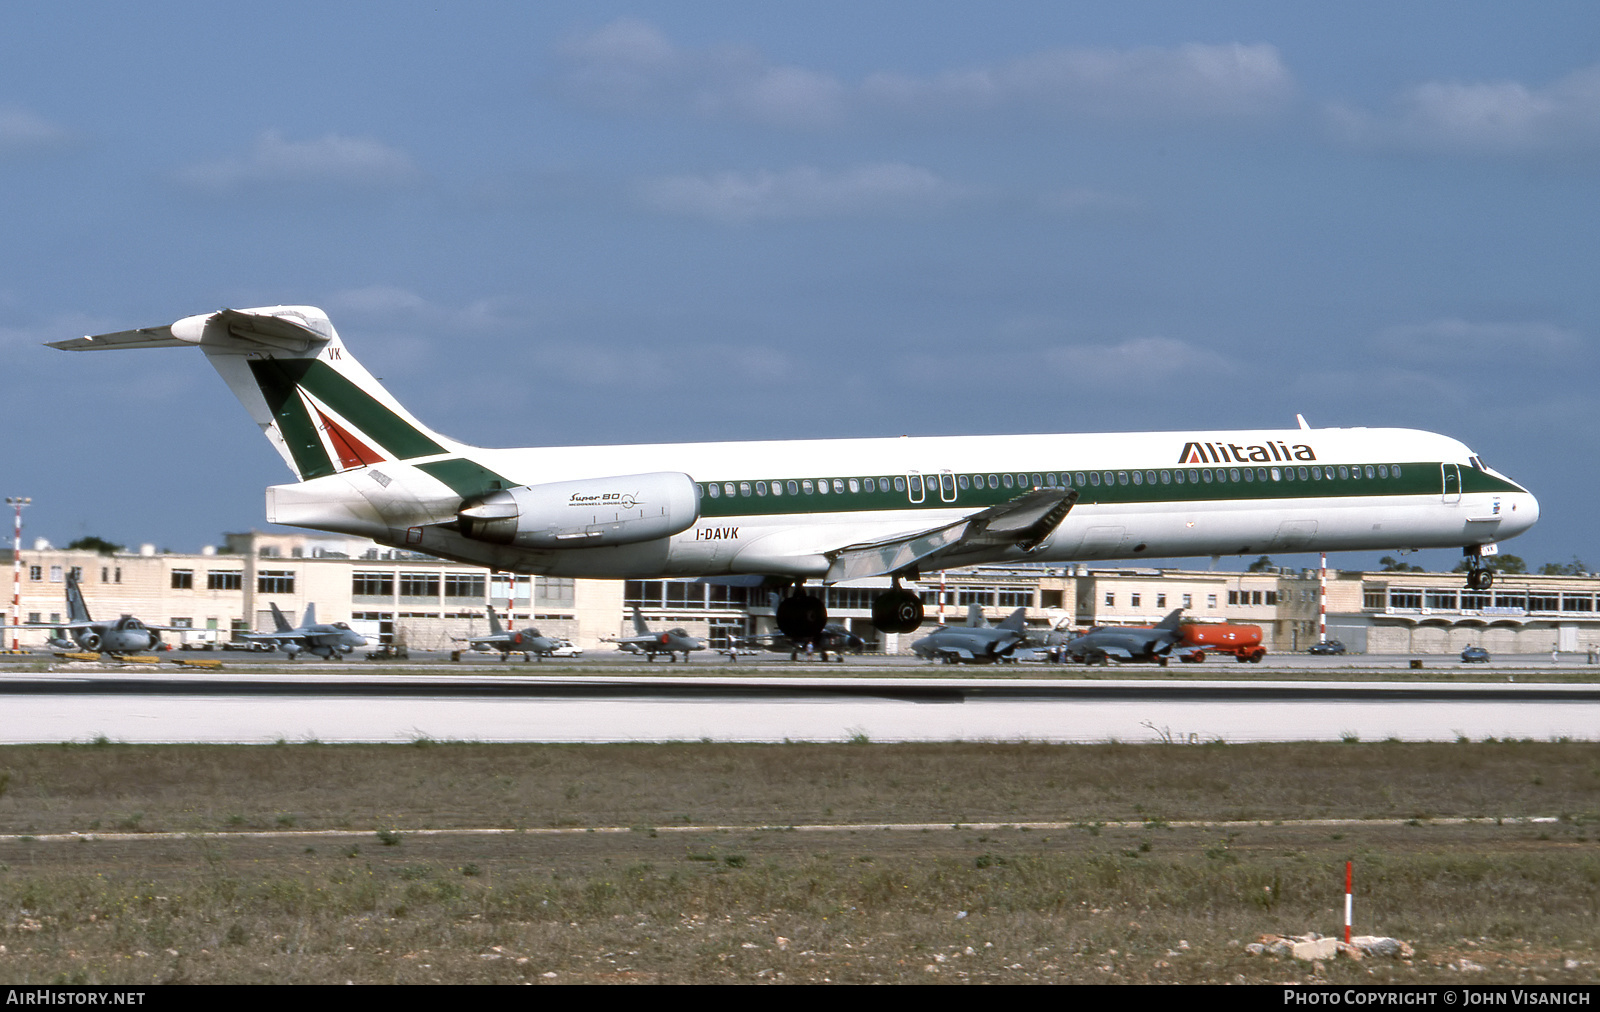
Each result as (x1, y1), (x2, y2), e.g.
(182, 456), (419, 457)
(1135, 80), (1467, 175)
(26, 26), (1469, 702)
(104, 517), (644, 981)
(50, 305), (1538, 638)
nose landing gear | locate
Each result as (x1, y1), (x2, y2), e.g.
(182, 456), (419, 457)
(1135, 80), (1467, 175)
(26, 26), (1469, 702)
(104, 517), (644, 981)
(1462, 546), (1496, 590)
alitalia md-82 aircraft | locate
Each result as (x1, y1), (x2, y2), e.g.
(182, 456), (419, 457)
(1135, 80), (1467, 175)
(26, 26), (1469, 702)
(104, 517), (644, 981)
(50, 306), (1538, 640)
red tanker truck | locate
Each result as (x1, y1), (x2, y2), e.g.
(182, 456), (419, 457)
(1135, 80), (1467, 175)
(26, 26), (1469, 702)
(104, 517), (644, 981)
(1177, 622), (1266, 663)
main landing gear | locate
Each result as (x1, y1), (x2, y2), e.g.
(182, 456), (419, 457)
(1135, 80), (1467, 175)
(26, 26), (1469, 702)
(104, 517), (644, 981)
(871, 577), (923, 635)
(771, 577), (927, 644)
(776, 586), (827, 641)
(1462, 547), (1496, 591)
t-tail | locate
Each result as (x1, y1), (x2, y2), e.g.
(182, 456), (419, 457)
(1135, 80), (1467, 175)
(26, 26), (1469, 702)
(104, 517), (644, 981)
(50, 305), (706, 571)
(52, 306), (463, 483)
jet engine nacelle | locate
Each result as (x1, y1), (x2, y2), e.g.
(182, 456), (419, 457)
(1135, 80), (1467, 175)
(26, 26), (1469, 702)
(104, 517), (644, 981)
(458, 472), (700, 550)
(78, 631), (101, 652)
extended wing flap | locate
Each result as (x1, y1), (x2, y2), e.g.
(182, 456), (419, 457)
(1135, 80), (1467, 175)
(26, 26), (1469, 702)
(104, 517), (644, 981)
(825, 488), (1077, 583)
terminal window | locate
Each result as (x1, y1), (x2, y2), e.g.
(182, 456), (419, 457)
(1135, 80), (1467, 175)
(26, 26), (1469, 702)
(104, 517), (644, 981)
(258, 571), (295, 594)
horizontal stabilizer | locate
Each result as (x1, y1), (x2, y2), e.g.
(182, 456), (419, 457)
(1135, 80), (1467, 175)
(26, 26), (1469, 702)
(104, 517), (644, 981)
(50, 306), (332, 355)
(46, 327), (190, 351)
(825, 488), (1077, 583)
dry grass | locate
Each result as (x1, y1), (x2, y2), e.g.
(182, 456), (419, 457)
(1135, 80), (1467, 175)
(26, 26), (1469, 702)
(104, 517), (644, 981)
(0, 741), (1597, 983)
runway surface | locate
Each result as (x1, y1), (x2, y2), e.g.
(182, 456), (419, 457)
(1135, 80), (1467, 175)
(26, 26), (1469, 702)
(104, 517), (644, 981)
(2, 666), (1596, 744)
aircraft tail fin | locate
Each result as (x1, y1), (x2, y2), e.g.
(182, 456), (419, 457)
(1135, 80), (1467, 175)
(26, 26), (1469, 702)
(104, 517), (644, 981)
(1155, 608), (1186, 631)
(50, 306), (465, 482)
(965, 604), (987, 628)
(301, 603), (316, 629)
(999, 607), (1028, 632)
(65, 574), (92, 624)
(631, 606), (651, 636)
(486, 605), (504, 636)
(269, 602), (293, 633)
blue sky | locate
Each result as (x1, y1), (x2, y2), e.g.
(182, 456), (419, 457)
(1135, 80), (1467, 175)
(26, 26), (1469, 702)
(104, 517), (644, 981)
(3, 3), (1596, 573)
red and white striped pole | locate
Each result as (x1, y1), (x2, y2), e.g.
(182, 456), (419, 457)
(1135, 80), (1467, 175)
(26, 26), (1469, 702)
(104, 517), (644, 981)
(1344, 860), (1353, 943)
(8, 497), (29, 651)
(1318, 553), (1328, 645)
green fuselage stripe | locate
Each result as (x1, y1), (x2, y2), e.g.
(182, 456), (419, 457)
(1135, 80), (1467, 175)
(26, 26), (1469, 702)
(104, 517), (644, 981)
(692, 462), (1522, 519)
(417, 458), (514, 499)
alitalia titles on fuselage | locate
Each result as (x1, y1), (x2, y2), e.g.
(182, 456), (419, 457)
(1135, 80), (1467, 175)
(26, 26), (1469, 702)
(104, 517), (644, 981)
(1179, 441), (1317, 465)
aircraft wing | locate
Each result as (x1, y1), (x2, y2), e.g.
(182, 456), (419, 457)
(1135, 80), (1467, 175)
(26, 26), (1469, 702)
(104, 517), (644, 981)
(824, 488), (1077, 583)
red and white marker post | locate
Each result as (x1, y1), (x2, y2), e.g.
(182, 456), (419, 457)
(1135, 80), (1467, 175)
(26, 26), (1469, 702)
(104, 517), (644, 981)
(1344, 860), (1353, 943)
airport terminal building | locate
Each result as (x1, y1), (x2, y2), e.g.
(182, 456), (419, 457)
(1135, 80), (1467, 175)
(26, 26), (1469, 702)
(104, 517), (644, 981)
(7, 532), (1600, 656)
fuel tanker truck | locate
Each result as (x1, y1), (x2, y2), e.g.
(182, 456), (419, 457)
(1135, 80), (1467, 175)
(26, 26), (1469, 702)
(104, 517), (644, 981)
(1177, 622), (1266, 663)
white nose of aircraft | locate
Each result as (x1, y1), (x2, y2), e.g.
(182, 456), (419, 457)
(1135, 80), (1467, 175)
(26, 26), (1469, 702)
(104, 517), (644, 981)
(1505, 490), (1540, 538)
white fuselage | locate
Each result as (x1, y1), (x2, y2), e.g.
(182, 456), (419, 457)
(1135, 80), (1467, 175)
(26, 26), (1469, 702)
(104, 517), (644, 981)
(268, 424), (1537, 579)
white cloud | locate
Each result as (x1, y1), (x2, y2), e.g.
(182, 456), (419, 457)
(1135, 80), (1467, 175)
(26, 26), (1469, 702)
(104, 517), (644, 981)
(532, 341), (797, 390)
(863, 43), (1294, 121)
(559, 19), (846, 128)
(559, 21), (1293, 128)
(637, 163), (973, 223)
(177, 131), (421, 192)
(1327, 64), (1600, 156)
(0, 106), (73, 155)
(1042, 336), (1230, 383)
(327, 285), (432, 316)
(1376, 319), (1582, 361)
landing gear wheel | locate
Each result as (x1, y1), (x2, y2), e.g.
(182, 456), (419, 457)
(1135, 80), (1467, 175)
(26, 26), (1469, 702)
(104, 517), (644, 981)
(871, 589), (924, 634)
(777, 593), (827, 640)
(1467, 568), (1495, 591)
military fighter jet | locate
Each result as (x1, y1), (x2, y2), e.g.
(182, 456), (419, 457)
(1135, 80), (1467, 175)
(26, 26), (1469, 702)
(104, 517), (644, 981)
(606, 606), (703, 662)
(453, 605), (562, 662)
(728, 623), (867, 662)
(28, 574), (183, 656)
(245, 602), (368, 660)
(911, 605), (1032, 664)
(1058, 608), (1200, 666)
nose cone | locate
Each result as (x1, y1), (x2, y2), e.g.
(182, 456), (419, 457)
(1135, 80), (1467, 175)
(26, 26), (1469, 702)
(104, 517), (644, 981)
(1503, 489), (1540, 539)
(1516, 489), (1542, 538)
